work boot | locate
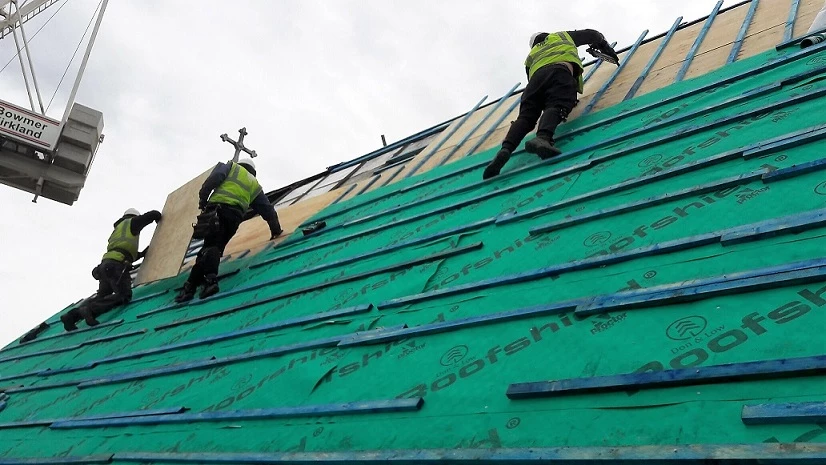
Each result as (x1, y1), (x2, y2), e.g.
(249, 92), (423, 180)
(78, 307), (99, 327)
(483, 149), (512, 179)
(60, 312), (78, 332)
(525, 136), (562, 160)
(199, 274), (220, 299)
(175, 281), (197, 303)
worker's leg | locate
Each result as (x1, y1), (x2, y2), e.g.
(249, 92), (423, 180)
(177, 211), (227, 302)
(500, 72), (548, 152)
(60, 307), (81, 332)
(176, 231), (219, 302)
(484, 68), (551, 179)
(199, 209), (242, 299)
(526, 67), (578, 158)
(61, 260), (115, 331)
(79, 260), (131, 326)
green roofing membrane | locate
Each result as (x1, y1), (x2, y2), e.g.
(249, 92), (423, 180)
(3, 42), (826, 463)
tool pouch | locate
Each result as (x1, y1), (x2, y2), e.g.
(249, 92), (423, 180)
(192, 205), (221, 239)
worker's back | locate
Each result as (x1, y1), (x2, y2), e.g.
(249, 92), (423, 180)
(208, 162), (263, 212)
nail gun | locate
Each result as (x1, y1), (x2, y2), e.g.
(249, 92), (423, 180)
(586, 47), (619, 65)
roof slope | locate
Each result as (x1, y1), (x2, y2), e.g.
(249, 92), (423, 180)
(3, 12), (826, 465)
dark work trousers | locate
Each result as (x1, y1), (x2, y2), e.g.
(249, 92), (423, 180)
(187, 205), (243, 286)
(501, 64), (579, 152)
(67, 259), (132, 323)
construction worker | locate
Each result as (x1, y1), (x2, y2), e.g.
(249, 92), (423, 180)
(483, 30), (619, 179)
(175, 158), (282, 302)
(61, 208), (162, 331)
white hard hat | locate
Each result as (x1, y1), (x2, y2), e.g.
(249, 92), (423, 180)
(123, 208), (140, 217)
(530, 32), (545, 48)
(238, 158), (256, 172)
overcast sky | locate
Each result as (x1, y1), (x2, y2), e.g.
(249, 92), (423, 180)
(0, 0), (726, 346)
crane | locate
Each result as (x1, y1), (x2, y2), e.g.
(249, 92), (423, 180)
(0, 0), (108, 205)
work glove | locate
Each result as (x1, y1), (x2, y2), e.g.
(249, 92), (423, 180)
(198, 199), (207, 210)
(146, 210), (162, 223)
(595, 40), (619, 64)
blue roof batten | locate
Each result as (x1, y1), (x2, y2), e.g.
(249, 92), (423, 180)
(437, 82), (521, 166)
(675, 0), (724, 83)
(785, 0), (803, 42)
(462, 95), (522, 158)
(728, 0), (760, 64)
(625, 17), (682, 101)
(506, 354), (826, 399)
(326, 120), (454, 173)
(582, 29), (648, 116)
(112, 444), (826, 463)
(404, 95), (489, 179)
(50, 398), (424, 429)
(742, 401), (826, 425)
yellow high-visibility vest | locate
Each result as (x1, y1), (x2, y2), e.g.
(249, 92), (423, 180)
(525, 31), (584, 93)
(208, 162), (263, 211)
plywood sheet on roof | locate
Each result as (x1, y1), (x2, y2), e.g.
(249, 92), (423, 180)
(411, 121), (514, 176)
(421, 94), (520, 164)
(794, 0), (825, 37)
(222, 190), (339, 257)
(579, 58), (617, 100)
(590, 36), (663, 111)
(683, 5), (747, 80)
(333, 181), (363, 204)
(699, 3), (748, 56)
(135, 168), (211, 285)
(570, 49), (632, 119)
(434, 94), (521, 149)
(739, 0), (791, 60)
(633, 20), (707, 97)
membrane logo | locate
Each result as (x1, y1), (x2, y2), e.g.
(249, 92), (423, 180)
(666, 316), (707, 341)
(735, 186), (770, 204)
(633, 282), (825, 378)
(440, 345), (469, 366)
(638, 154), (663, 168)
(584, 231), (612, 247)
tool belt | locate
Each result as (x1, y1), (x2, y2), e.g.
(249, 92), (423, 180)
(192, 204), (221, 239)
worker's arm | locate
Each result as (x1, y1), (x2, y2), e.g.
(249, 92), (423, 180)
(568, 29), (619, 62)
(129, 210), (162, 235)
(198, 163), (230, 209)
(567, 29), (607, 47)
(568, 29), (619, 61)
(250, 192), (283, 239)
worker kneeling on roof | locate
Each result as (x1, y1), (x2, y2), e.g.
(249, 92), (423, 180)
(176, 158), (283, 303)
(61, 208), (162, 331)
(483, 29), (619, 179)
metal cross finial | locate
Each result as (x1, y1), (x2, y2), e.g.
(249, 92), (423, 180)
(220, 127), (258, 163)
